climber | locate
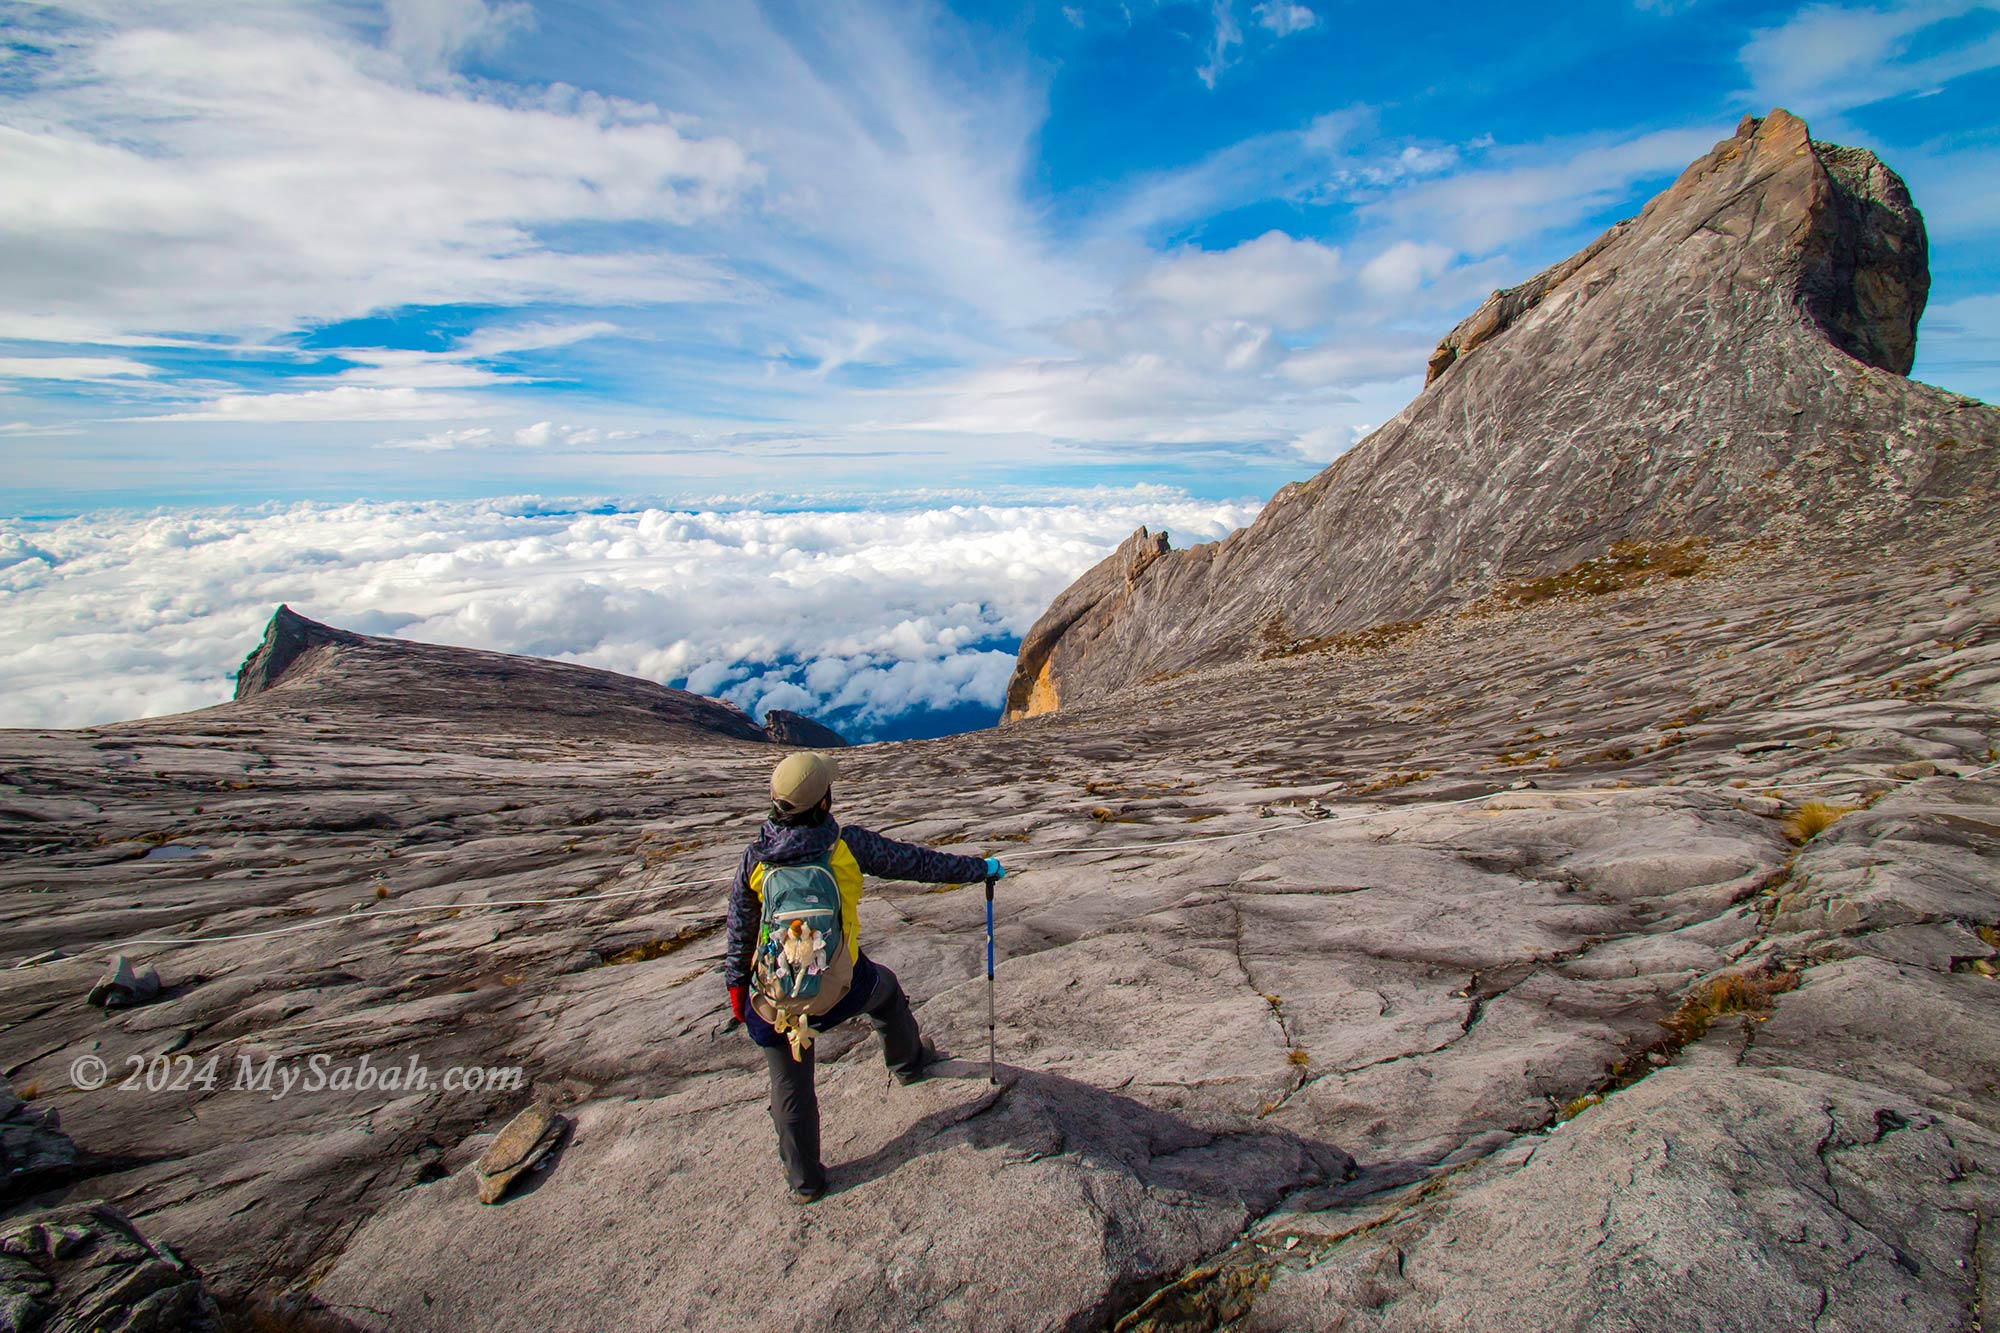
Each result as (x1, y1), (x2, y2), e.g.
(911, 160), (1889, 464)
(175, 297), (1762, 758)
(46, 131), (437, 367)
(724, 751), (1007, 1203)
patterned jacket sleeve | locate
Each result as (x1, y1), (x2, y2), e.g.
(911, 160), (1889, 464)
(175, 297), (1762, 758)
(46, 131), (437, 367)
(841, 825), (990, 885)
(722, 844), (761, 989)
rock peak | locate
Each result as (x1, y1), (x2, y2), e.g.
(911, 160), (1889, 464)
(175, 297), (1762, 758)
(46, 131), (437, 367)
(1006, 109), (1992, 719)
(762, 709), (849, 748)
(1425, 107), (1925, 389)
(233, 604), (360, 700)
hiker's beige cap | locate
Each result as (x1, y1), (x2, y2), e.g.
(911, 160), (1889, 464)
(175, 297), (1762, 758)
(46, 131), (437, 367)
(771, 752), (838, 813)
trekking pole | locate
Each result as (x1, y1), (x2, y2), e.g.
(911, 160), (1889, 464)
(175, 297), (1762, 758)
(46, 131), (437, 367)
(985, 874), (998, 1085)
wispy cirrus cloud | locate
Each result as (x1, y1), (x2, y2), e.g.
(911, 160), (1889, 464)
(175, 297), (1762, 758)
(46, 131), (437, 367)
(1739, 0), (2000, 117)
(144, 387), (491, 422)
(0, 7), (756, 342)
(380, 421), (638, 451)
(1252, 2), (1319, 36)
(0, 356), (159, 382)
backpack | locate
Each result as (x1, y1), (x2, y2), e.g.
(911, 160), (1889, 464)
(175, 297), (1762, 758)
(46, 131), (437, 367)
(751, 853), (856, 1039)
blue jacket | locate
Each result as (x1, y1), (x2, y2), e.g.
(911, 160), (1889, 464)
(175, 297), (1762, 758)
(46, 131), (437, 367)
(723, 816), (989, 988)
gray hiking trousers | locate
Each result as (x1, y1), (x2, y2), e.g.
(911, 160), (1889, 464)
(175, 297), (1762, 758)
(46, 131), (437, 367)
(761, 960), (922, 1193)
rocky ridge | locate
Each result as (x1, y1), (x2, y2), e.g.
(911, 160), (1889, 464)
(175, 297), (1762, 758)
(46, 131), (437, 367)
(230, 603), (843, 750)
(1004, 109), (1997, 721)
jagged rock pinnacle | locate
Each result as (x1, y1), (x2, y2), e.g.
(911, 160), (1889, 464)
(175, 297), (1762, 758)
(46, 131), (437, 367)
(233, 605), (361, 700)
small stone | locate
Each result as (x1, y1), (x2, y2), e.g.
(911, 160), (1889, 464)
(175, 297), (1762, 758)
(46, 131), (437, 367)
(1888, 760), (1936, 779)
(1509, 779), (1536, 790)
(86, 955), (162, 1009)
(473, 1102), (568, 1205)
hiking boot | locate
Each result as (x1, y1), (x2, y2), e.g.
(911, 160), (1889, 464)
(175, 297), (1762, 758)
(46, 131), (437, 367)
(789, 1181), (825, 1205)
(894, 1038), (940, 1086)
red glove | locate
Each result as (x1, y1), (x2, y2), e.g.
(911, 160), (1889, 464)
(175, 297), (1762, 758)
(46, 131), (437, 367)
(728, 985), (748, 1024)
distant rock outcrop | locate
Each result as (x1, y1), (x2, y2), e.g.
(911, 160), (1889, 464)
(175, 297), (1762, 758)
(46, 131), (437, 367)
(761, 709), (849, 748)
(229, 606), (771, 745)
(232, 604), (365, 701)
(1003, 528), (1170, 720)
(2, 1081), (78, 1203)
(1005, 109), (1997, 720)
(0, 1203), (222, 1332)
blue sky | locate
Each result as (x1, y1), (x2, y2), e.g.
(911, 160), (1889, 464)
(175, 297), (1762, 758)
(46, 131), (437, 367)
(1, 0), (1998, 515)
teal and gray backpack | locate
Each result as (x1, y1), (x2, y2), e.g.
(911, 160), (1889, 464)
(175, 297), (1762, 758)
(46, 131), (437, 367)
(751, 852), (855, 1022)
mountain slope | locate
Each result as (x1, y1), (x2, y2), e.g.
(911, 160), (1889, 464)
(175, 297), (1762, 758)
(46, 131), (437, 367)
(1005, 109), (2000, 721)
(227, 604), (777, 746)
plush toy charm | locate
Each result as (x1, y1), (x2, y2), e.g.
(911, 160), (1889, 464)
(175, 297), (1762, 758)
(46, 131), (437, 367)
(775, 918), (827, 996)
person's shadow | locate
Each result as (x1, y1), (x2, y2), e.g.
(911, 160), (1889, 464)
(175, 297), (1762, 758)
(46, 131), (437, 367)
(826, 1062), (1356, 1210)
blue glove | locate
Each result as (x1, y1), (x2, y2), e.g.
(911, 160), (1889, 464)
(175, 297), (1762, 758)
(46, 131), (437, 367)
(985, 857), (1007, 880)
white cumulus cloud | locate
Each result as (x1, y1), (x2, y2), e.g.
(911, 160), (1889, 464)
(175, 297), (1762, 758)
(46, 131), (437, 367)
(0, 490), (1261, 738)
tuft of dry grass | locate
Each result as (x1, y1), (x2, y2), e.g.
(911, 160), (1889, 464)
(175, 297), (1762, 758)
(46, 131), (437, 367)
(374, 881), (389, 901)
(17, 1080), (39, 1100)
(1659, 968), (1799, 1046)
(1287, 1048), (1310, 1067)
(1783, 801), (1857, 844)
(607, 924), (714, 966)
(1355, 769), (1433, 795)
(1960, 925), (2000, 977)
(1556, 1092), (1603, 1122)
(636, 835), (703, 867)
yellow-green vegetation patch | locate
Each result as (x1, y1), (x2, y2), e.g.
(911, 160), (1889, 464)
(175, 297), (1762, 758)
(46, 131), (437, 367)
(605, 923), (716, 966)
(1493, 538), (1707, 607)
(1547, 966), (1801, 1131)
(1658, 968), (1800, 1046)
(1258, 615), (1425, 660)
(1355, 769), (1433, 795)
(1556, 1092), (1604, 1122)
(635, 834), (703, 867)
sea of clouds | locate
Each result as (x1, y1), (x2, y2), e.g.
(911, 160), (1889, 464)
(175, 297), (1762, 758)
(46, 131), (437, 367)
(0, 489), (1259, 740)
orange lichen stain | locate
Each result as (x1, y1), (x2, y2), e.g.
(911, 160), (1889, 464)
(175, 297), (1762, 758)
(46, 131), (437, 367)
(1014, 659), (1061, 720)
